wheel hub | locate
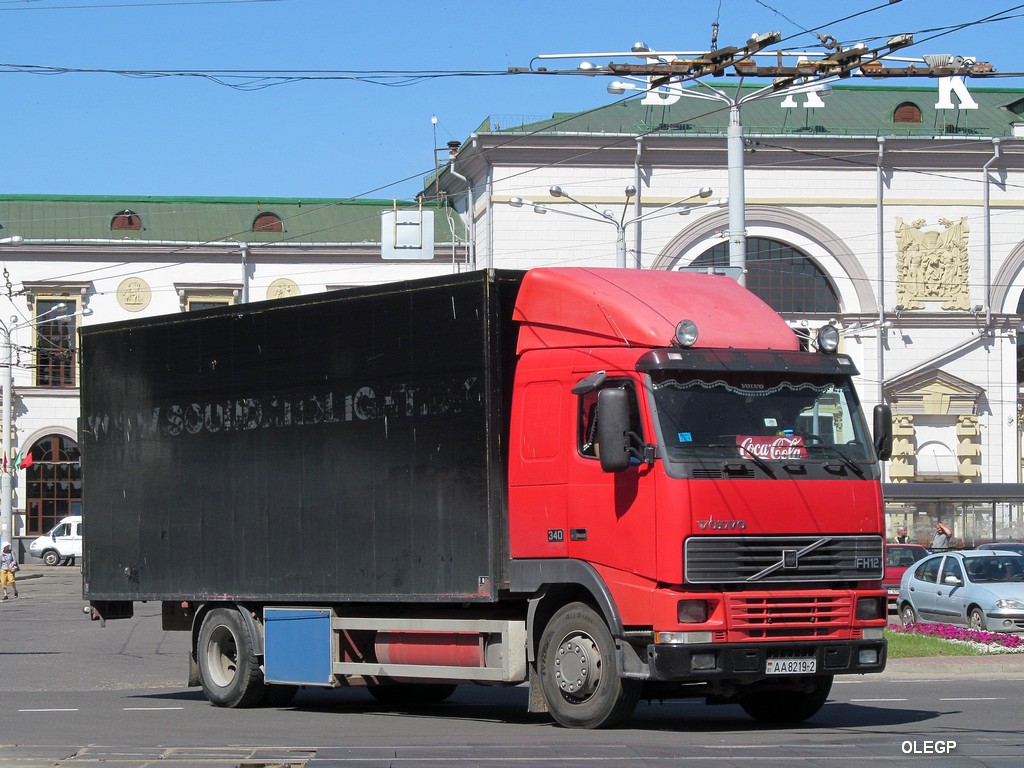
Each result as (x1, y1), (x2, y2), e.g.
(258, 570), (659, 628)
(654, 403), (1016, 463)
(554, 634), (601, 699)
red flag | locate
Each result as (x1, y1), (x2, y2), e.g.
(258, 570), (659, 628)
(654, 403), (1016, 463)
(18, 453), (33, 470)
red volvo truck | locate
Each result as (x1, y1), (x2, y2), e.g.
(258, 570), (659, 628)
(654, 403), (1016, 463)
(80, 267), (892, 729)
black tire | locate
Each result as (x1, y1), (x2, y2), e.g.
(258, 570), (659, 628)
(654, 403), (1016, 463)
(42, 550), (60, 567)
(538, 602), (641, 729)
(196, 607), (266, 708)
(968, 606), (988, 631)
(739, 675), (833, 723)
(899, 602), (917, 627)
(366, 682), (458, 707)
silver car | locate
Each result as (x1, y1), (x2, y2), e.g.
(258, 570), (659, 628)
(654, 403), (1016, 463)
(897, 550), (1024, 633)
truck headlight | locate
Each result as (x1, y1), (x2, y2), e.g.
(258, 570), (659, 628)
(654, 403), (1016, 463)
(816, 324), (840, 353)
(856, 596), (885, 620)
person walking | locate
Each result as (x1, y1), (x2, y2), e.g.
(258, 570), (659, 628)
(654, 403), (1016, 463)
(1, 542), (18, 600)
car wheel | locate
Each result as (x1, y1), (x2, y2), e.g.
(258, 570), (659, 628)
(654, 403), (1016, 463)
(899, 603), (917, 627)
(968, 606), (988, 631)
(42, 550), (60, 567)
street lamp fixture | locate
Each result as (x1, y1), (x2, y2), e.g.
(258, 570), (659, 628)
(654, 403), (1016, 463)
(1, 299), (90, 548)
(509, 186), (720, 268)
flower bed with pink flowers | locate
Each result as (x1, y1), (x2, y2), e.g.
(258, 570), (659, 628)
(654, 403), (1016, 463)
(888, 622), (1024, 653)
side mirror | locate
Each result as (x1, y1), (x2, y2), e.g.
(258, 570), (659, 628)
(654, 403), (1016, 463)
(943, 574), (962, 587)
(596, 388), (631, 473)
(873, 404), (893, 461)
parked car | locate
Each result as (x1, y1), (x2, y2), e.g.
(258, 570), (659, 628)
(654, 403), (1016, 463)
(28, 515), (82, 566)
(884, 543), (929, 611)
(977, 542), (1024, 555)
(897, 550), (1024, 632)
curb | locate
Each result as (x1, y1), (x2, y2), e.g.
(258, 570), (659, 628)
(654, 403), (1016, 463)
(883, 653), (1024, 678)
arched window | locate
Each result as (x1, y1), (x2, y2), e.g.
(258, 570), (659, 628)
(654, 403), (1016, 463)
(689, 238), (840, 314)
(111, 209), (142, 230)
(252, 212), (284, 233)
(23, 434), (82, 535)
(894, 102), (923, 124)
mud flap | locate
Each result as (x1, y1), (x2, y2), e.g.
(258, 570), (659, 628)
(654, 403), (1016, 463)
(527, 663), (548, 713)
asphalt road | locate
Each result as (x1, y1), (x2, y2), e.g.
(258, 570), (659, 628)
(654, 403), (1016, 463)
(3, 563), (1024, 767)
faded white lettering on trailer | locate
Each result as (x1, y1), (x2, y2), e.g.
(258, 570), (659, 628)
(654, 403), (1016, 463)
(83, 377), (481, 442)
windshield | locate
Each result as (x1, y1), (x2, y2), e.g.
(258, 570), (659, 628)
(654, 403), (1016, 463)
(964, 555), (1024, 583)
(649, 369), (875, 474)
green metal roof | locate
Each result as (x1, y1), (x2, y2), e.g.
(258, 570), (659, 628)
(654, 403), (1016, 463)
(0, 195), (463, 244)
(482, 84), (1024, 139)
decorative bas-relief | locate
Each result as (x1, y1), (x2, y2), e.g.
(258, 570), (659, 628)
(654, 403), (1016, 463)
(267, 278), (299, 300)
(895, 217), (970, 311)
(117, 277), (152, 312)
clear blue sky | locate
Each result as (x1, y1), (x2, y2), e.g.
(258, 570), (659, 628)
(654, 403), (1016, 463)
(1, 0), (1021, 201)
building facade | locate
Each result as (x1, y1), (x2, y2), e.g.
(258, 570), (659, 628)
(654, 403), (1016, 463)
(0, 196), (465, 553)
(429, 83), (1024, 547)
(5, 82), (1024, 555)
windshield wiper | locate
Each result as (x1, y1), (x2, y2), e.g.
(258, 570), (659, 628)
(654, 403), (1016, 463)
(733, 442), (777, 479)
(815, 444), (866, 478)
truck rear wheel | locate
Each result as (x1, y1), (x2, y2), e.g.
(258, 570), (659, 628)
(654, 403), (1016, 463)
(197, 607), (266, 708)
(538, 602), (640, 729)
(738, 675), (833, 723)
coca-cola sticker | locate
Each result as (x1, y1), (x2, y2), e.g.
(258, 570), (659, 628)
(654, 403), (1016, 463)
(737, 435), (807, 460)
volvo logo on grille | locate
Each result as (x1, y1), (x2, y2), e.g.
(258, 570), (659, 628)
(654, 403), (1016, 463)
(747, 536), (833, 581)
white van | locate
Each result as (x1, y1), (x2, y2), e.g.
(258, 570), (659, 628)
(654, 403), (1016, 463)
(29, 515), (82, 566)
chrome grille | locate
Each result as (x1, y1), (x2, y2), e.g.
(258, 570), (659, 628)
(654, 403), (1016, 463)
(684, 535), (883, 584)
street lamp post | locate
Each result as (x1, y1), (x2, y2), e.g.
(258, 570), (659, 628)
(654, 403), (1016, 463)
(607, 79), (831, 286)
(510, 186), (718, 268)
(0, 235), (24, 547)
(0, 295), (72, 549)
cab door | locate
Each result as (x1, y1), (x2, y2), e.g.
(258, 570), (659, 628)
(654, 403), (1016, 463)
(565, 376), (658, 582)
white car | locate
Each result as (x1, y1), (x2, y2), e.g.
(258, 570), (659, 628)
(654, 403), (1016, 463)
(28, 516), (82, 566)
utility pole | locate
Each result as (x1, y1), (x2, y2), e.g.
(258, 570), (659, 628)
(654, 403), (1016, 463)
(517, 33), (996, 282)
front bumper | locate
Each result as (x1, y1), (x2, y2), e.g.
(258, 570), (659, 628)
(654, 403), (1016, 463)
(647, 638), (887, 681)
(983, 610), (1024, 633)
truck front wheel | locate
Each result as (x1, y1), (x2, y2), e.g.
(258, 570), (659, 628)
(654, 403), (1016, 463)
(197, 607), (266, 708)
(42, 550), (61, 567)
(738, 675), (833, 723)
(538, 602), (640, 729)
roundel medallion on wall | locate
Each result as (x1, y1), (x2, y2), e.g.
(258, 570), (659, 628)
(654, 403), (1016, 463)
(117, 277), (152, 312)
(267, 278), (300, 301)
